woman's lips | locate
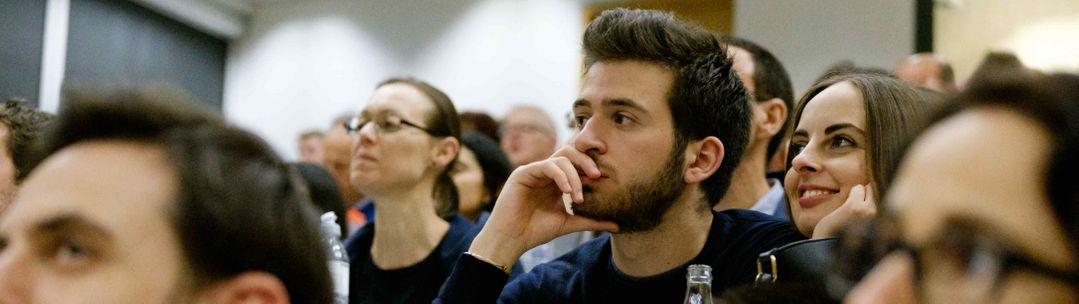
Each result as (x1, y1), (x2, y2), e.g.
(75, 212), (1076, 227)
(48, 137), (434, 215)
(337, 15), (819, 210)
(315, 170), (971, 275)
(797, 186), (839, 208)
(355, 153), (377, 162)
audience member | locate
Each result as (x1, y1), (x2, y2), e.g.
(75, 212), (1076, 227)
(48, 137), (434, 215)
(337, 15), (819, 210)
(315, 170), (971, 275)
(0, 99), (52, 214)
(436, 9), (804, 303)
(0, 89), (332, 303)
(499, 105), (557, 167)
(323, 115), (369, 234)
(814, 60), (893, 84)
(895, 53), (959, 95)
(458, 111), (500, 143)
(452, 132), (512, 223)
(295, 162), (349, 239)
(342, 77), (474, 303)
(785, 73), (936, 238)
(714, 36), (795, 221)
(846, 66), (1079, 303)
(298, 130), (325, 164)
(500, 105), (597, 270)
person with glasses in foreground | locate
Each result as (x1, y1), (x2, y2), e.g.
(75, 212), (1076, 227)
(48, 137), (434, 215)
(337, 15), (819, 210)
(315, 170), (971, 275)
(844, 58), (1079, 303)
(342, 78), (477, 303)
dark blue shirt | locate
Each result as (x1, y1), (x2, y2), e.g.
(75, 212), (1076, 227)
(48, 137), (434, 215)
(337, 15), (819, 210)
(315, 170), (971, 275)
(436, 209), (805, 303)
(348, 214), (477, 304)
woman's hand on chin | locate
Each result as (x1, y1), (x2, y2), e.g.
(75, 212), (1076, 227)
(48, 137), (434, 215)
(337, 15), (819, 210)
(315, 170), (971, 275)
(812, 184), (876, 239)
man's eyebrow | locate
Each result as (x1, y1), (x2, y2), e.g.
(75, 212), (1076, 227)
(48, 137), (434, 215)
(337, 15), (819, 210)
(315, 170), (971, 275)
(824, 123), (865, 135)
(32, 214), (112, 242)
(793, 130), (808, 137)
(572, 99), (590, 109)
(603, 98), (646, 113)
(360, 108), (401, 118)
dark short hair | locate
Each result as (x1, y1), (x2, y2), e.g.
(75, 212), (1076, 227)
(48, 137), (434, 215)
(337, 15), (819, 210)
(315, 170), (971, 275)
(376, 77), (461, 217)
(813, 60), (894, 85)
(459, 132), (512, 212)
(789, 73), (938, 202)
(33, 88), (333, 304)
(583, 8), (752, 205)
(719, 36), (794, 160)
(0, 99), (53, 182)
(459, 112), (500, 144)
(294, 162), (348, 239)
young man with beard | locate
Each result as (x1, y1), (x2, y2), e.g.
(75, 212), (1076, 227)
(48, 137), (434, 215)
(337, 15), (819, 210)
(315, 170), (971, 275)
(436, 9), (804, 303)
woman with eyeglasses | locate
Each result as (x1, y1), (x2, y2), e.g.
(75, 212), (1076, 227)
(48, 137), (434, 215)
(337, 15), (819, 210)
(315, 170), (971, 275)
(845, 63), (1079, 302)
(784, 73), (937, 239)
(343, 78), (474, 304)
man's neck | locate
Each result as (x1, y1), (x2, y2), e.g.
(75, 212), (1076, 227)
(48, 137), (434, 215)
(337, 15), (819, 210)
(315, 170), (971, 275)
(609, 190), (713, 277)
(369, 180), (450, 270)
(714, 147), (771, 211)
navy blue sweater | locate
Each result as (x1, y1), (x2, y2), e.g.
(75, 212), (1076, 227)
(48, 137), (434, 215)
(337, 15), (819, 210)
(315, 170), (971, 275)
(436, 209), (805, 303)
(347, 214), (477, 304)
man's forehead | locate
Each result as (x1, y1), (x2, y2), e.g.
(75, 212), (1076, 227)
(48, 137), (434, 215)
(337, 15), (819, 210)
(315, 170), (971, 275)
(727, 46), (756, 92)
(3, 141), (177, 235)
(577, 60), (674, 109)
(506, 107), (548, 121)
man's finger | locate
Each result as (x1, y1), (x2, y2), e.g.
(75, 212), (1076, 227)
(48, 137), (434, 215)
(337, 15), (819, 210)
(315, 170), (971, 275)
(553, 146), (600, 179)
(552, 157), (583, 203)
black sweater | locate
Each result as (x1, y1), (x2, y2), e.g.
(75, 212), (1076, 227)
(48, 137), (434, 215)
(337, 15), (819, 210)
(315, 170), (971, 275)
(436, 209), (805, 303)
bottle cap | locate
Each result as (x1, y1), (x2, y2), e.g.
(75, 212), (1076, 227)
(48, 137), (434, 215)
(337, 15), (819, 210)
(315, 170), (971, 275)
(321, 211), (341, 238)
(687, 264), (712, 282)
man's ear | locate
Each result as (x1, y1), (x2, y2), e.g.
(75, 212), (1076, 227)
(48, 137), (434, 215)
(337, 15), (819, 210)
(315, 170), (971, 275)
(683, 136), (724, 184)
(431, 137), (461, 169)
(198, 272), (290, 304)
(758, 98), (788, 139)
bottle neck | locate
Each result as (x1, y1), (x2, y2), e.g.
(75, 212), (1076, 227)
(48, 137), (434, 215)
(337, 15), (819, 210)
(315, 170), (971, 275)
(684, 264), (713, 304)
(683, 282), (713, 304)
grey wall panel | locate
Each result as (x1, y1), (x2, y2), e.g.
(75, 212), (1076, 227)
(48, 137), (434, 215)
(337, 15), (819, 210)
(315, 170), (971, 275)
(0, 0), (47, 106)
(65, 0), (226, 110)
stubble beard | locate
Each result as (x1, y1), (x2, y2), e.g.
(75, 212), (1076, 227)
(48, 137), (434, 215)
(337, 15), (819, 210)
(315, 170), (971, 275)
(573, 147), (687, 233)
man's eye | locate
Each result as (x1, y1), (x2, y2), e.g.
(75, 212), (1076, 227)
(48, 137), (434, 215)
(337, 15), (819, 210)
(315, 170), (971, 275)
(54, 240), (93, 267)
(574, 115), (590, 129)
(613, 113), (632, 126)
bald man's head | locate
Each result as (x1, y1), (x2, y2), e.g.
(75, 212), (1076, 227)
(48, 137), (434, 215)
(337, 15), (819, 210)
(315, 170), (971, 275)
(896, 53), (958, 95)
(323, 120), (363, 204)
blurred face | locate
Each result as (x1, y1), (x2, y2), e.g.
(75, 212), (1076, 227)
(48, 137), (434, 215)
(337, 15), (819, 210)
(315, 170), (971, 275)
(350, 83), (440, 197)
(730, 47), (765, 146)
(896, 55), (948, 93)
(451, 147), (488, 220)
(0, 141), (195, 303)
(299, 135), (324, 164)
(500, 108), (557, 167)
(0, 124), (18, 214)
(785, 81), (869, 237)
(728, 46), (757, 94)
(848, 107), (1078, 303)
(570, 60), (687, 233)
(323, 125), (363, 204)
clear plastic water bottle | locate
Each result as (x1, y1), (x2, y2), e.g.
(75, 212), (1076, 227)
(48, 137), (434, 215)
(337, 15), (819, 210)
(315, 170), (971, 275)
(321, 212), (349, 304)
(683, 264), (713, 304)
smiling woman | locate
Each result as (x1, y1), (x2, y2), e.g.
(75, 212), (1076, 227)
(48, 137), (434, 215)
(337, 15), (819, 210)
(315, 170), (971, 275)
(783, 73), (938, 238)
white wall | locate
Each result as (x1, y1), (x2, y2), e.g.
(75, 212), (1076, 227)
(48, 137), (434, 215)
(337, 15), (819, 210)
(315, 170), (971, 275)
(936, 0), (1079, 84)
(733, 0), (915, 95)
(224, 0), (583, 160)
